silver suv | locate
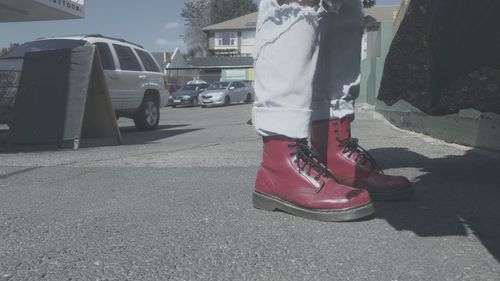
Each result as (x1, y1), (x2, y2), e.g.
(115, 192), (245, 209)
(0, 34), (168, 130)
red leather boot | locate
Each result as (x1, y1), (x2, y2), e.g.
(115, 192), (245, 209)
(310, 118), (413, 201)
(253, 136), (374, 221)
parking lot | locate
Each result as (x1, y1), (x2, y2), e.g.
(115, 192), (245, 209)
(1, 104), (500, 280)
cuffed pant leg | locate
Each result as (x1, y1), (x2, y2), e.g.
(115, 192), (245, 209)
(311, 0), (363, 121)
(253, 0), (321, 139)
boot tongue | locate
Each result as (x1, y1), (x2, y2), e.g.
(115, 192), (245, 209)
(336, 118), (351, 141)
(289, 139), (332, 183)
(334, 118), (381, 171)
(338, 138), (373, 169)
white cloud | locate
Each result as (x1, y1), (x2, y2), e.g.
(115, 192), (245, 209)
(156, 38), (170, 46)
(164, 22), (179, 30)
(156, 38), (185, 49)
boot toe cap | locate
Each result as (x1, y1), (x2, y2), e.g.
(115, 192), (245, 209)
(319, 184), (372, 210)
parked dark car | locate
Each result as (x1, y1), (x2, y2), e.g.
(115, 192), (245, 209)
(169, 83), (209, 107)
(166, 84), (181, 96)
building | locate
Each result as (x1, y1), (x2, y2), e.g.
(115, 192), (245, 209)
(202, 12), (257, 57)
(362, 5), (399, 60)
(165, 6), (399, 85)
(202, 6), (399, 60)
(159, 48), (198, 90)
(165, 51), (254, 86)
(0, 0), (85, 22)
(359, 5), (401, 105)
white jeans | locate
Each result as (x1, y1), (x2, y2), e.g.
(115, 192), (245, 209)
(252, 0), (363, 139)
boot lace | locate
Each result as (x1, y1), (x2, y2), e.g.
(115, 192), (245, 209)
(338, 137), (384, 173)
(288, 139), (335, 183)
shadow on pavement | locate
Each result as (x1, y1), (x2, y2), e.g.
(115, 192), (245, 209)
(0, 124), (199, 151)
(119, 124), (201, 145)
(196, 102), (251, 109)
(119, 124), (191, 133)
(0, 167), (39, 180)
(369, 147), (500, 262)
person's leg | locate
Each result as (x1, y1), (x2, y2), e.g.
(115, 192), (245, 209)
(310, 0), (413, 200)
(252, 0), (374, 221)
(252, 0), (320, 139)
(311, 0), (362, 121)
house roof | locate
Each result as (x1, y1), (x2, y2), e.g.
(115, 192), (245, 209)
(188, 56), (254, 69)
(151, 52), (167, 71)
(202, 5), (400, 32)
(202, 12), (258, 32)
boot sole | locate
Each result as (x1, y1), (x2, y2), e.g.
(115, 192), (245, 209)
(252, 192), (375, 222)
(370, 187), (414, 201)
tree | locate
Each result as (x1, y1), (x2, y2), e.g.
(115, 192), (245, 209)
(209, 0), (257, 25)
(181, 0), (257, 57)
(181, 0), (211, 57)
(0, 43), (20, 57)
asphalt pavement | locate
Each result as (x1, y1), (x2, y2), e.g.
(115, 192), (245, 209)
(1, 104), (500, 280)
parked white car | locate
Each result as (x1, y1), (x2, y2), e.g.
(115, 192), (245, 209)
(200, 81), (253, 107)
(0, 34), (169, 130)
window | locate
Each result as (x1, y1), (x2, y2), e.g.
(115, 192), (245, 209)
(241, 31), (255, 46)
(198, 84), (209, 90)
(113, 44), (141, 71)
(230, 82), (242, 89)
(182, 85), (198, 91)
(208, 82), (230, 90)
(215, 32), (238, 47)
(94, 43), (115, 70)
(233, 82), (245, 88)
(135, 49), (161, 72)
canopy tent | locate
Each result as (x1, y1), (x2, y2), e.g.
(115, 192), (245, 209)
(0, 0), (84, 22)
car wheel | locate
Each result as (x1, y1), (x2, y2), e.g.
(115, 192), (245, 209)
(192, 98), (198, 107)
(172, 104), (177, 108)
(134, 95), (160, 131)
(245, 93), (252, 104)
(224, 96), (230, 106)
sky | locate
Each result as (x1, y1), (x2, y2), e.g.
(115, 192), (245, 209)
(0, 0), (400, 53)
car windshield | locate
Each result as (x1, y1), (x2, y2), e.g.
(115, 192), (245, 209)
(208, 82), (230, 90)
(181, 85), (199, 91)
(2, 39), (87, 59)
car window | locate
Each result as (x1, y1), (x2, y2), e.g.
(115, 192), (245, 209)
(208, 82), (230, 90)
(182, 85), (198, 91)
(113, 44), (142, 71)
(199, 84), (209, 90)
(135, 49), (161, 72)
(94, 43), (115, 70)
(3, 39), (86, 59)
